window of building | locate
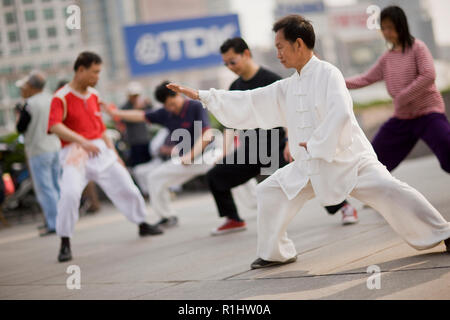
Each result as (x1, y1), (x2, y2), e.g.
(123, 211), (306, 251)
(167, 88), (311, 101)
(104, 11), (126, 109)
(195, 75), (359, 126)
(10, 48), (22, 55)
(8, 31), (18, 43)
(3, 0), (13, 7)
(5, 12), (16, 24)
(21, 64), (33, 72)
(27, 28), (38, 40)
(22, 0), (33, 4)
(30, 46), (41, 53)
(49, 44), (58, 51)
(24, 10), (36, 22)
(46, 26), (57, 38)
(40, 62), (51, 70)
(8, 81), (20, 99)
(0, 110), (6, 127)
(0, 66), (13, 75)
(43, 8), (54, 20)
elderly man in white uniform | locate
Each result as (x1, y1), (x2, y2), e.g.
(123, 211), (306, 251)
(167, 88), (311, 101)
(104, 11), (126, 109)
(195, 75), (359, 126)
(167, 15), (450, 269)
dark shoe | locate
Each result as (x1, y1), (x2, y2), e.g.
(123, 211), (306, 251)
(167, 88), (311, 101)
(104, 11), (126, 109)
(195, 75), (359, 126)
(58, 244), (72, 263)
(139, 222), (163, 236)
(39, 229), (56, 237)
(445, 238), (450, 253)
(37, 224), (47, 230)
(250, 256), (297, 269)
(156, 216), (179, 228)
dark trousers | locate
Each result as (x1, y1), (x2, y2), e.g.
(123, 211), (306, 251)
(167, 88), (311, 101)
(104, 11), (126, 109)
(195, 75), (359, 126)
(207, 150), (346, 221)
(207, 162), (263, 221)
(372, 113), (450, 173)
(128, 143), (152, 167)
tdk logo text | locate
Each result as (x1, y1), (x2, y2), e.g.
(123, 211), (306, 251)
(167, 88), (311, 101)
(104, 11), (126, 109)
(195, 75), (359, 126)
(135, 24), (237, 64)
(124, 14), (241, 75)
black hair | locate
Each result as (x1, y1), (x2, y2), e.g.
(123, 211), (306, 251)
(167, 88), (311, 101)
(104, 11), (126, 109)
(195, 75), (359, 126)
(272, 15), (315, 49)
(380, 6), (414, 52)
(74, 51), (102, 71)
(220, 37), (250, 54)
(155, 81), (176, 104)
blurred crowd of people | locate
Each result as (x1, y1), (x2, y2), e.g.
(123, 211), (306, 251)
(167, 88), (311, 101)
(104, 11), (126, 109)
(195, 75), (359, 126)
(1, 5), (449, 266)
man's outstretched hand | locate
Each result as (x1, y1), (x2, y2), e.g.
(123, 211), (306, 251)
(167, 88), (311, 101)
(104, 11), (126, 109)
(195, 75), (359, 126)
(166, 83), (199, 100)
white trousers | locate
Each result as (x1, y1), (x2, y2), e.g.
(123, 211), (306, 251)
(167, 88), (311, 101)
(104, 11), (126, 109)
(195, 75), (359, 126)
(132, 158), (164, 195)
(56, 141), (148, 238)
(147, 149), (257, 218)
(256, 159), (450, 262)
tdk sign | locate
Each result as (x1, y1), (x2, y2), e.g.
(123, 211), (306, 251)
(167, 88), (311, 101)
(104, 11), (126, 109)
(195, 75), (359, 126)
(124, 14), (241, 76)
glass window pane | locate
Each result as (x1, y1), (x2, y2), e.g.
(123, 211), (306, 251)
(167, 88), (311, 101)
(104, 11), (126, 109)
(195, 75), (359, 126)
(24, 10), (36, 22)
(43, 8), (54, 20)
(8, 31), (17, 42)
(46, 27), (57, 37)
(5, 12), (16, 24)
(27, 28), (38, 40)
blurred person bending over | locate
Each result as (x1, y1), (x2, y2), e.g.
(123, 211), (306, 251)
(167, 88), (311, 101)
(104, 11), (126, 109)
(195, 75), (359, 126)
(105, 81), (255, 230)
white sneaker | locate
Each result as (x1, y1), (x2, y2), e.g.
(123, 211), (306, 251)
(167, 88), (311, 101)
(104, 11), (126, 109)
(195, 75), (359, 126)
(341, 204), (359, 225)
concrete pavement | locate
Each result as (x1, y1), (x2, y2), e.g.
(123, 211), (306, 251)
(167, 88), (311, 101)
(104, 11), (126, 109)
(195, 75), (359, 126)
(0, 155), (449, 300)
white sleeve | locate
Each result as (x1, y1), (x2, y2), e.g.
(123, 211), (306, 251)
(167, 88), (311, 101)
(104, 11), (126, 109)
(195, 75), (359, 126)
(199, 79), (287, 130)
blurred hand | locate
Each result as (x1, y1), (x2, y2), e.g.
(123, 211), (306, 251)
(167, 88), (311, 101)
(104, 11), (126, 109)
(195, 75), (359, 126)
(299, 142), (307, 150)
(80, 140), (100, 158)
(283, 143), (294, 163)
(166, 83), (199, 100)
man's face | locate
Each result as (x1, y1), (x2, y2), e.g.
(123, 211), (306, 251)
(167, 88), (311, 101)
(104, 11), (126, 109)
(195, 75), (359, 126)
(164, 94), (184, 115)
(128, 94), (139, 105)
(275, 30), (300, 69)
(79, 63), (102, 87)
(221, 48), (247, 76)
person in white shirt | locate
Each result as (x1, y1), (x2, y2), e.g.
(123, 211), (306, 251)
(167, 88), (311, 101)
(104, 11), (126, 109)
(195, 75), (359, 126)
(166, 15), (450, 269)
(15, 70), (61, 236)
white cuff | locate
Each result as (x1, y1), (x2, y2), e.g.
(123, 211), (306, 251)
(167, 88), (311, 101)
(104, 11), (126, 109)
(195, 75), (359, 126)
(198, 90), (210, 109)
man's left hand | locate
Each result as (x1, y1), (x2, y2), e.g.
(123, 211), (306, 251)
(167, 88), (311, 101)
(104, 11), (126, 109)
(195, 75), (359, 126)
(299, 142), (307, 150)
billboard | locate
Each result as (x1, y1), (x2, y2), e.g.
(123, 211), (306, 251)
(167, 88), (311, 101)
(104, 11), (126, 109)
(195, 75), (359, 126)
(123, 14), (241, 76)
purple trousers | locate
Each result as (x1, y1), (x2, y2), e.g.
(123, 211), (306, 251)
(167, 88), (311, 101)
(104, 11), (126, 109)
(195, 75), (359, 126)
(372, 112), (450, 173)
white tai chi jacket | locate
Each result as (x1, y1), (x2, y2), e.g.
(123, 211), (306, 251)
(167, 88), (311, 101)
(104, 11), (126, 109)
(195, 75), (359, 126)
(199, 56), (378, 206)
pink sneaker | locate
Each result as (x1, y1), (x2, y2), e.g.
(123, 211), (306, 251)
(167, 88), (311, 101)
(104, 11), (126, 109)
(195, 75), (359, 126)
(341, 204), (359, 225)
(211, 219), (246, 236)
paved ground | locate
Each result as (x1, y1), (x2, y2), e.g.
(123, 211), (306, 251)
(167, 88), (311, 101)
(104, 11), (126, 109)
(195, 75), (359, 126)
(0, 155), (449, 300)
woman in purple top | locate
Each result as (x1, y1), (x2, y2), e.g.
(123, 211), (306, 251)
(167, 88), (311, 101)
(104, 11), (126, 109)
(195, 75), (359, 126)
(346, 5), (450, 173)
